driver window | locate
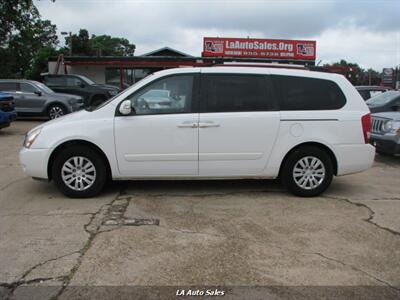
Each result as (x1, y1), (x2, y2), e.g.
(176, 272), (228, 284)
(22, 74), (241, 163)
(126, 75), (194, 115)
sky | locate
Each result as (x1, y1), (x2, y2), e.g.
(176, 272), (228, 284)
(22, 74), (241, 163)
(35, 0), (400, 71)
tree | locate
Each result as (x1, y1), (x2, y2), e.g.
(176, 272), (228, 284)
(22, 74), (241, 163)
(65, 29), (92, 56)
(63, 29), (136, 56)
(26, 46), (59, 80)
(0, 0), (58, 78)
(91, 35), (135, 56)
(323, 60), (381, 86)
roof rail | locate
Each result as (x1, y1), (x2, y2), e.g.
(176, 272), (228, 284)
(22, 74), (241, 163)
(213, 62), (308, 70)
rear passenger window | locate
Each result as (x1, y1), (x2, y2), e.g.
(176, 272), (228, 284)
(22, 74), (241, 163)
(202, 75), (273, 112)
(20, 83), (37, 93)
(0, 82), (17, 91)
(272, 75), (346, 110)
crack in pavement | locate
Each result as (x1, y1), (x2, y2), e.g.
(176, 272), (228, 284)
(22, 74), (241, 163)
(313, 252), (400, 291)
(0, 251), (80, 299)
(1, 185), (128, 300)
(0, 212), (97, 217)
(0, 177), (29, 192)
(4, 186), (398, 298)
(53, 185), (129, 300)
(323, 195), (400, 237)
(160, 225), (400, 291)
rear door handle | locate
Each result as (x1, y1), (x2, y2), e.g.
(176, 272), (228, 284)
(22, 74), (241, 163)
(177, 121), (198, 128)
(199, 121), (220, 128)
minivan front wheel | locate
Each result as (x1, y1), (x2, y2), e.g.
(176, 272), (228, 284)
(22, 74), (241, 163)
(52, 146), (107, 198)
(281, 146), (333, 197)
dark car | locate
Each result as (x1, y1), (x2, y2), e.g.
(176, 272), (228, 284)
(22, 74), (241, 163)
(356, 86), (390, 100)
(366, 91), (400, 113)
(0, 79), (84, 119)
(42, 74), (120, 108)
(0, 92), (17, 129)
(370, 112), (400, 155)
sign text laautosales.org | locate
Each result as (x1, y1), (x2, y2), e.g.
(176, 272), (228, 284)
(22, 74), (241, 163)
(202, 37), (316, 60)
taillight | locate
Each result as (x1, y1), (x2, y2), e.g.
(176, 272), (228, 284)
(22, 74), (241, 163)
(361, 113), (371, 143)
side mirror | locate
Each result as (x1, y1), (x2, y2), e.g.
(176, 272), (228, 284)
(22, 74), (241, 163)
(34, 90), (42, 96)
(79, 83), (85, 88)
(392, 105), (400, 111)
(119, 100), (133, 115)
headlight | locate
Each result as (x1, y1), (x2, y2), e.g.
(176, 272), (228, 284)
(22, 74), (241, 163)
(108, 90), (118, 96)
(23, 127), (41, 148)
(383, 120), (400, 135)
(68, 98), (77, 105)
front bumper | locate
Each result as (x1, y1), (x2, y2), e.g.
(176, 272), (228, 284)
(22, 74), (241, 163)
(70, 103), (84, 112)
(370, 133), (400, 155)
(19, 147), (50, 179)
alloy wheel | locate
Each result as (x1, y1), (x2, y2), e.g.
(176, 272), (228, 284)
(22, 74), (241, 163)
(61, 156), (96, 191)
(292, 156), (326, 190)
(49, 106), (65, 119)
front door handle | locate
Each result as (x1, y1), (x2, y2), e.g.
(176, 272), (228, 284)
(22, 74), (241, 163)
(199, 121), (220, 128)
(177, 121), (198, 128)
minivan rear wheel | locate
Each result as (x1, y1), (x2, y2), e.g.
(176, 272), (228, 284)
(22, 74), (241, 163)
(52, 146), (107, 198)
(281, 146), (333, 197)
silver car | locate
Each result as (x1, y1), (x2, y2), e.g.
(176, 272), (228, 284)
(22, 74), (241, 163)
(0, 79), (84, 119)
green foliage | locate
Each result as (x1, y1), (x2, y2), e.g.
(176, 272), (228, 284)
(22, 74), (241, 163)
(26, 46), (59, 80)
(64, 29), (136, 56)
(0, 0), (59, 78)
(91, 34), (136, 56)
(323, 59), (382, 85)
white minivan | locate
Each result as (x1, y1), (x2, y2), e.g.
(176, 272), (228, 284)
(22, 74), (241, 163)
(19, 67), (375, 198)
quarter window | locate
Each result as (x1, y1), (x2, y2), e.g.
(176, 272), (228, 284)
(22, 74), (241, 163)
(125, 75), (194, 115)
(272, 75), (346, 110)
(202, 75), (271, 112)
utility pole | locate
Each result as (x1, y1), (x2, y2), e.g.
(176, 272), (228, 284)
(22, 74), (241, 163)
(368, 69), (371, 86)
(61, 31), (72, 56)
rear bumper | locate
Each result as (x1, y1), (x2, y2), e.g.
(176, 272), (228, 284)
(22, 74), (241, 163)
(0, 110), (17, 128)
(369, 133), (400, 155)
(19, 147), (50, 179)
(335, 144), (375, 176)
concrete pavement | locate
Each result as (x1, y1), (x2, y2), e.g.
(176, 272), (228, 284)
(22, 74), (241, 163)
(1, 121), (399, 299)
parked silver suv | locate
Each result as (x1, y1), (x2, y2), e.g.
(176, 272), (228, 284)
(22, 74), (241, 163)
(0, 80), (84, 119)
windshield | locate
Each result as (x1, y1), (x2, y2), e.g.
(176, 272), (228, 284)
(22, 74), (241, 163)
(35, 82), (54, 93)
(366, 91), (400, 106)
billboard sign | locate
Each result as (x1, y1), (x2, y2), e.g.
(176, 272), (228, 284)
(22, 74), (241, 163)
(202, 37), (316, 60)
(382, 68), (395, 87)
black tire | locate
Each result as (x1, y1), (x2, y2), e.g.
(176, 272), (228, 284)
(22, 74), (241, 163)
(281, 146), (333, 197)
(376, 150), (391, 156)
(47, 104), (67, 119)
(90, 95), (106, 108)
(51, 145), (107, 198)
